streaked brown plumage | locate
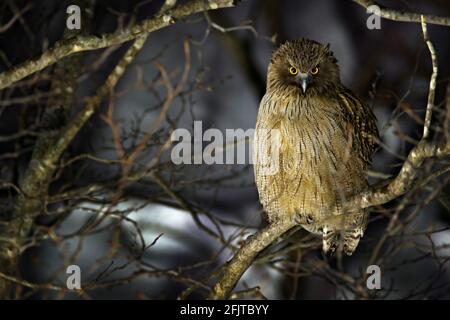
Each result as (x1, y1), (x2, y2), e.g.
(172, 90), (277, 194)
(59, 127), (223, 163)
(253, 39), (378, 255)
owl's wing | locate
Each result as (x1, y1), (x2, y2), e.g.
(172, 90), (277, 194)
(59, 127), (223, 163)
(253, 95), (285, 219)
(337, 88), (379, 165)
(254, 94), (281, 176)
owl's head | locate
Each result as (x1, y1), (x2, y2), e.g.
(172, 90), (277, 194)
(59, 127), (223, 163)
(267, 39), (341, 96)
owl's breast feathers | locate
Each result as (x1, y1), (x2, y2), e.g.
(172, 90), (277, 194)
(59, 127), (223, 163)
(254, 87), (378, 231)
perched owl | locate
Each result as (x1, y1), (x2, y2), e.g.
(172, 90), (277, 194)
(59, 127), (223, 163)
(253, 39), (378, 255)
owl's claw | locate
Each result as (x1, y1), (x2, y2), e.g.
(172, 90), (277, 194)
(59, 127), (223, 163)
(342, 228), (364, 256)
(322, 227), (339, 255)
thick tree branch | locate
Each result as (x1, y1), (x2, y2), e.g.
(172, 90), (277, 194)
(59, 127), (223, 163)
(0, 0), (238, 90)
(210, 219), (296, 299)
(347, 140), (450, 210)
(353, 0), (450, 27)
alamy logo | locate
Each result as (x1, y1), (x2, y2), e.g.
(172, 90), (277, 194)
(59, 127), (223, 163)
(366, 265), (381, 289)
(66, 265), (81, 290)
(66, 5), (81, 30)
(170, 121), (281, 175)
(366, 5), (381, 30)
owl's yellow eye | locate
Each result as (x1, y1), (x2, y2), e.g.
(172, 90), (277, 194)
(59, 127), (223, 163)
(310, 67), (319, 75)
(289, 67), (298, 75)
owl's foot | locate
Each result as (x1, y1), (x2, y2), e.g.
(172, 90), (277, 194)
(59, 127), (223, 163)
(322, 227), (339, 254)
(322, 227), (364, 256)
(342, 228), (364, 256)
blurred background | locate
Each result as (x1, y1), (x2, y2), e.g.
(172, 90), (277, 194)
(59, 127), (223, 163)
(0, 0), (449, 299)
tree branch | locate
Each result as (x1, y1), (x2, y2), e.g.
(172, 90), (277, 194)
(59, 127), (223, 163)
(0, 3), (32, 33)
(353, 0), (450, 27)
(210, 219), (296, 299)
(0, 0), (238, 90)
(346, 140), (450, 210)
(420, 15), (438, 140)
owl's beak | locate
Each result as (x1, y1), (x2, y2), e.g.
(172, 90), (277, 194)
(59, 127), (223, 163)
(297, 73), (311, 93)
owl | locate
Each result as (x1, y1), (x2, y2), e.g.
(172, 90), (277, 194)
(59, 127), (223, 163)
(253, 39), (378, 255)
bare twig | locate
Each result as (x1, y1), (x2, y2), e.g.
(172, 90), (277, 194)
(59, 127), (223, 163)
(420, 15), (438, 140)
(353, 0), (450, 27)
(0, 3), (32, 33)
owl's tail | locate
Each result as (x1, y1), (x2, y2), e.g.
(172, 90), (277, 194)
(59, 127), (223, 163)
(322, 227), (365, 256)
(342, 228), (365, 256)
